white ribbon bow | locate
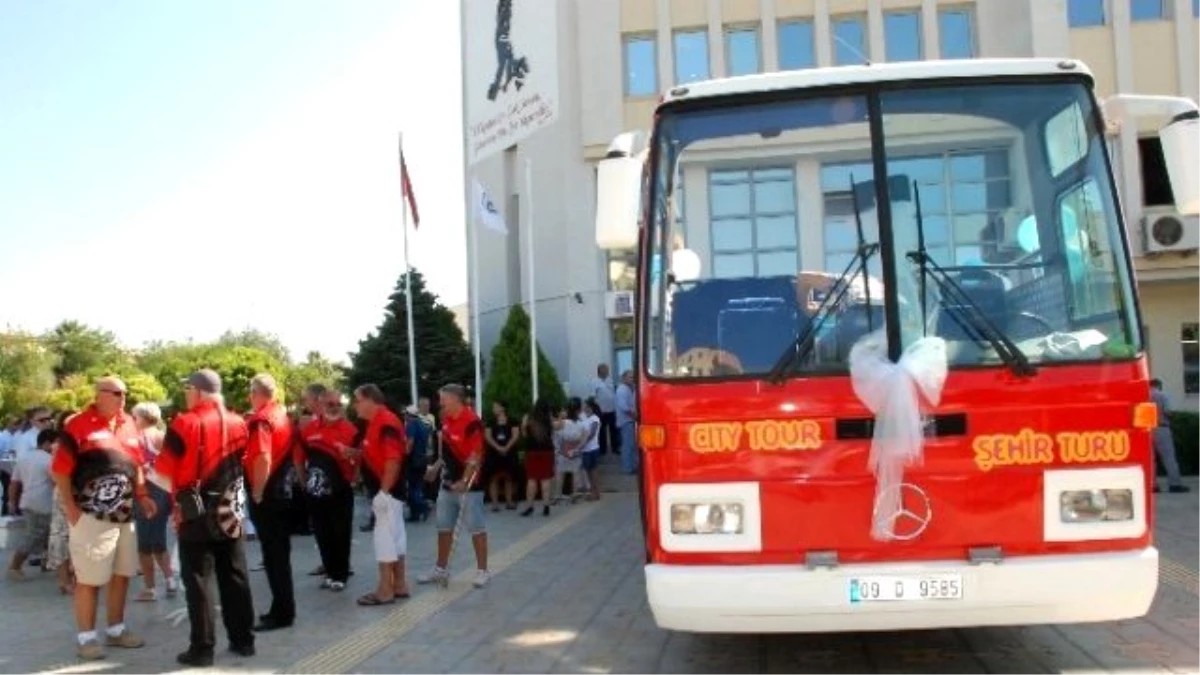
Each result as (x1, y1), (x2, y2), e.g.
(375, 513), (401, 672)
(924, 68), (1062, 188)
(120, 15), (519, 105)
(848, 330), (948, 541)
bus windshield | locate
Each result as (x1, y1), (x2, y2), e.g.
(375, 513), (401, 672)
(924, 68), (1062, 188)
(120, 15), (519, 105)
(643, 80), (1141, 380)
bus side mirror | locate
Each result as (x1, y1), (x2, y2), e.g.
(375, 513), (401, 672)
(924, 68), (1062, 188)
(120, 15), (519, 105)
(596, 132), (644, 250)
(1159, 112), (1199, 217)
(1103, 95), (1200, 217)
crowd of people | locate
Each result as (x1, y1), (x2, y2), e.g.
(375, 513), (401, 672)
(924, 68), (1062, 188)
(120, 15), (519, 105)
(0, 362), (638, 667)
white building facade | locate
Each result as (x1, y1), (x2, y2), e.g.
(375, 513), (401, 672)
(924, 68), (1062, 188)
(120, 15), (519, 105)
(464, 0), (1199, 406)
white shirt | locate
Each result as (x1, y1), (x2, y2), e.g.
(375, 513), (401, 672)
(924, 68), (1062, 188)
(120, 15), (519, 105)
(13, 449), (53, 513)
(591, 378), (616, 413)
(11, 428), (39, 459)
(616, 383), (636, 426)
(0, 430), (11, 458)
(581, 413), (601, 453)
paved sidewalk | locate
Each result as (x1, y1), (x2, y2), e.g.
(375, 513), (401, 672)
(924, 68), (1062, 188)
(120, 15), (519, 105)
(349, 478), (1200, 675)
(0, 470), (1195, 674)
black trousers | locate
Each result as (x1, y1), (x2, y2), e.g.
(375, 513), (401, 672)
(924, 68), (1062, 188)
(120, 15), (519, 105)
(179, 537), (255, 653)
(249, 499), (295, 622)
(310, 489), (353, 583)
(600, 412), (618, 454)
(0, 471), (10, 516)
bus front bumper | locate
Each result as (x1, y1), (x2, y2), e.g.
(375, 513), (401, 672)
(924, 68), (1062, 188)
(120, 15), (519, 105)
(645, 547), (1158, 633)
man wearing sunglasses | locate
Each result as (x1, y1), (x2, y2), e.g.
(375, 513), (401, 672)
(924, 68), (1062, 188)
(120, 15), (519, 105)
(50, 377), (157, 660)
(12, 406), (54, 459)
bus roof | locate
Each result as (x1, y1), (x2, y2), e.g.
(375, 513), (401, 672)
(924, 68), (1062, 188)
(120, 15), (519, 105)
(661, 58), (1095, 104)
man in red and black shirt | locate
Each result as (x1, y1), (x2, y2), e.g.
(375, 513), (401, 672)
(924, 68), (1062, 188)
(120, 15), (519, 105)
(297, 387), (359, 589)
(350, 384), (409, 606)
(50, 376), (157, 660)
(156, 369), (256, 667)
(243, 373), (297, 632)
(416, 383), (489, 588)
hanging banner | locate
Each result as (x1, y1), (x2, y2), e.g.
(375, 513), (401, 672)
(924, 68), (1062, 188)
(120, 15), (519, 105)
(463, 0), (560, 166)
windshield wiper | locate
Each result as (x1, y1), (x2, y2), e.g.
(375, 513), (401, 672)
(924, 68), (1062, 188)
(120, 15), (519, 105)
(907, 182), (1036, 377)
(767, 175), (878, 385)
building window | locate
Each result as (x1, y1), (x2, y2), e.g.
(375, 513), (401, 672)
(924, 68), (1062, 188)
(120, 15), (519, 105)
(674, 30), (710, 84)
(725, 26), (761, 76)
(1067, 0), (1106, 26)
(709, 168), (799, 278)
(1183, 323), (1199, 394)
(778, 20), (816, 70)
(821, 150), (1011, 270)
(607, 249), (637, 291)
(938, 8), (975, 59)
(885, 12), (923, 62)
(1139, 137), (1175, 207)
(832, 15), (868, 66)
(1131, 0), (1166, 21)
(623, 35), (657, 97)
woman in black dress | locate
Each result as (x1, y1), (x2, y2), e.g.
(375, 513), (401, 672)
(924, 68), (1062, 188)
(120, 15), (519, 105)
(485, 401), (520, 511)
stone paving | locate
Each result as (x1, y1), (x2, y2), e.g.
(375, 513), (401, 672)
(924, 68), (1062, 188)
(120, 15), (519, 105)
(0, 466), (1195, 674)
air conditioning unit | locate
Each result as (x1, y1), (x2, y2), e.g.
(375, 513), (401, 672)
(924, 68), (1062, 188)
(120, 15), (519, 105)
(604, 290), (635, 319)
(1142, 212), (1200, 254)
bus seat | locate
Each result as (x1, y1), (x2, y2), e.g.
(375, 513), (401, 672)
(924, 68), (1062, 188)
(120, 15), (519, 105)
(936, 268), (1009, 341)
(832, 302), (885, 362)
(671, 276), (802, 372)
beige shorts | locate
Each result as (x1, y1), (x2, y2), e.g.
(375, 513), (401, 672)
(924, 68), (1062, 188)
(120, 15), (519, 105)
(68, 513), (137, 586)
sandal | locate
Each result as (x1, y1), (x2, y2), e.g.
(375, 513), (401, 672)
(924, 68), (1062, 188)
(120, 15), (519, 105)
(356, 593), (395, 606)
(394, 590), (411, 600)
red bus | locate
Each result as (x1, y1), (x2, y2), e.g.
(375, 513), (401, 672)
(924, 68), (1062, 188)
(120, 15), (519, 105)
(594, 59), (1198, 633)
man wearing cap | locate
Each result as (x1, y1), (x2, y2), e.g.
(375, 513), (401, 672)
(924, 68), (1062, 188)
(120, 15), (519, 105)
(244, 374), (298, 632)
(156, 369), (256, 667)
(403, 405), (430, 523)
(50, 376), (157, 660)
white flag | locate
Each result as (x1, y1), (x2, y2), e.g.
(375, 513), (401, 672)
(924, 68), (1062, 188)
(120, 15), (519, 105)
(472, 178), (508, 234)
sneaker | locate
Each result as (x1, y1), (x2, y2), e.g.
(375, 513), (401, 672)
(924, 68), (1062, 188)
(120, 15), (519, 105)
(1169, 484), (1191, 494)
(106, 630), (145, 649)
(472, 570), (491, 588)
(329, 581), (345, 592)
(78, 638), (105, 660)
(165, 577), (179, 597)
(320, 577), (333, 589)
(416, 567), (449, 585)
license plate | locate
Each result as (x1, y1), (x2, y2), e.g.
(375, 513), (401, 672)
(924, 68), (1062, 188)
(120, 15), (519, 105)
(848, 574), (963, 603)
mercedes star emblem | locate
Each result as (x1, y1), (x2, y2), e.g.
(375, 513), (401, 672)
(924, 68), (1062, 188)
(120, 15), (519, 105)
(873, 482), (933, 541)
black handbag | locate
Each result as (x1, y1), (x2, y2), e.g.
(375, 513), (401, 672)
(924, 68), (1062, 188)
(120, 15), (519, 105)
(174, 407), (226, 523)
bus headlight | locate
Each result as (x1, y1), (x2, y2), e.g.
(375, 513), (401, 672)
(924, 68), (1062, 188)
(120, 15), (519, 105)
(670, 503), (744, 535)
(1059, 489), (1134, 523)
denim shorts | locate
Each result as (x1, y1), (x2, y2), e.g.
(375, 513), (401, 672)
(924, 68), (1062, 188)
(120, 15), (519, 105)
(581, 451), (600, 471)
(434, 490), (487, 534)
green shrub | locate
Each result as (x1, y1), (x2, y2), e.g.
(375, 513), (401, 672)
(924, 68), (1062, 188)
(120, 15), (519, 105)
(481, 305), (566, 423)
(1161, 410), (1200, 473)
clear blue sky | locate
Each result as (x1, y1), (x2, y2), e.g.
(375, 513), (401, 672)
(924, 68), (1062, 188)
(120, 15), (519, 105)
(0, 0), (466, 363)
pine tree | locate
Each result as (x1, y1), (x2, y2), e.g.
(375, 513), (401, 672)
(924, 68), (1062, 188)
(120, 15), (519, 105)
(348, 269), (474, 409)
(482, 305), (566, 422)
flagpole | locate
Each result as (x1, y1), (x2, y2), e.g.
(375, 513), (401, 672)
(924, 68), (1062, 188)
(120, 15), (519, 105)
(460, 0), (482, 412)
(470, 180), (483, 412)
(401, 133), (418, 406)
(525, 157), (538, 403)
